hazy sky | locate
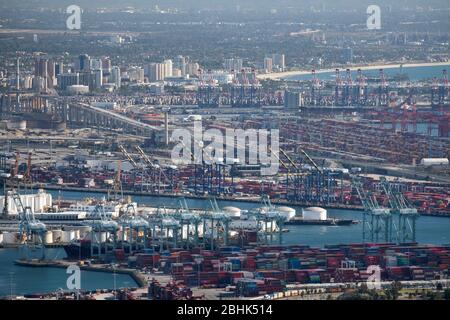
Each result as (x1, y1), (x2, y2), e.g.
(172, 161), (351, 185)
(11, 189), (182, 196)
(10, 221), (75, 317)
(2, 0), (449, 11)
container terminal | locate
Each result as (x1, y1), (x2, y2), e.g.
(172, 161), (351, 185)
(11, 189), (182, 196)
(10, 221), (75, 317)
(0, 1), (449, 300)
(1, 65), (450, 300)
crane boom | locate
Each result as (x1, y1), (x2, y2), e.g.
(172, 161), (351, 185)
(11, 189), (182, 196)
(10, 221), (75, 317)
(298, 148), (322, 173)
(118, 145), (138, 168)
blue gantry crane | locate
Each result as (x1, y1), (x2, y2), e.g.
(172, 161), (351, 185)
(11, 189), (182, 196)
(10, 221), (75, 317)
(352, 176), (392, 243)
(380, 177), (419, 243)
(11, 189), (47, 260)
(119, 204), (149, 253)
(86, 204), (119, 258)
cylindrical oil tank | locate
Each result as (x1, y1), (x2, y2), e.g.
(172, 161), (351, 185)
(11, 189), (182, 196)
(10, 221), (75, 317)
(61, 230), (76, 243)
(302, 207), (327, 221)
(277, 206), (296, 221)
(76, 226), (91, 238)
(44, 231), (53, 244)
(222, 206), (241, 218)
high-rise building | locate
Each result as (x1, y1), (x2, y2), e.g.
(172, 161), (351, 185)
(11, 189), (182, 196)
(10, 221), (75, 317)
(102, 57), (112, 73)
(34, 56), (48, 78)
(224, 58), (243, 72)
(163, 59), (173, 78)
(271, 54), (285, 71)
(77, 54), (90, 72)
(57, 73), (79, 90)
(149, 63), (165, 82)
(93, 68), (103, 89)
(174, 55), (187, 76)
(90, 59), (102, 71)
(264, 57), (273, 73)
(128, 66), (144, 83)
(186, 63), (200, 76)
(111, 66), (121, 89)
(46, 59), (55, 88)
(55, 62), (64, 76)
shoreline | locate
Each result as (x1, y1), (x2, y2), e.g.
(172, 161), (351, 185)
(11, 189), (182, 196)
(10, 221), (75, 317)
(257, 61), (450, 80)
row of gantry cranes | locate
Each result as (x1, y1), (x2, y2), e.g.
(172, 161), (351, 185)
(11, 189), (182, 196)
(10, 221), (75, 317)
(4, 171), (420, 261)
(82, 195), (290, 260)
(6, 177), (290, 260)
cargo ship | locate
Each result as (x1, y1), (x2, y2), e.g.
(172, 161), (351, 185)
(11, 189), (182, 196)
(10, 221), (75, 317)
(63, 239), (143, 259)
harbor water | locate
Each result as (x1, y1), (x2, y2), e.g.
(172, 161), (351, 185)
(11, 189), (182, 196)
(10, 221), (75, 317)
(51, 189), (450, 246)
(1, 189), (450, 296)
(284, 64), (450, 81)
(0, 248), (138, 297)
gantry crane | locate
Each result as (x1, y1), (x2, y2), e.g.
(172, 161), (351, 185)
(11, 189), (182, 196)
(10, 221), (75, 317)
(11, 189), (47, 260)
(380, 177), (419, 243)
(135, 145), (177, 193)
(174, 198), (202, 248)
(352, 176), (392, 243)
(201, 198), (232, 250)
(118, 204), (149, 253)
(86, 204), (119, 258)
(252, 195), (287, 245)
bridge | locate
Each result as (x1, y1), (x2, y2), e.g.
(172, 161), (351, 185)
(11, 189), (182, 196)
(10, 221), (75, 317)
(0, 93), (164, 140)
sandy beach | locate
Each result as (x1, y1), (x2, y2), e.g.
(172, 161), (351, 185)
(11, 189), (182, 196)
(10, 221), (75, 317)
(257, 61), (450, 80)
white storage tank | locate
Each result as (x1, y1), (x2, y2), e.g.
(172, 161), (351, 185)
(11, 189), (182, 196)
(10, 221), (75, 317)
(44, 231), (53, 244)
(277, 206), (296, 221)
(222, 206), (241, 218)
(302, 207), (327, 221)
(61, 230), (76, 243)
